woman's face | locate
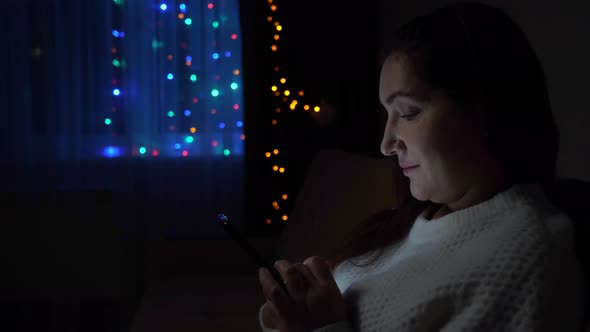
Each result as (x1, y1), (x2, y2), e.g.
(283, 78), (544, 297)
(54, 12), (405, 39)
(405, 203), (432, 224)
(379, 53), (499, 205)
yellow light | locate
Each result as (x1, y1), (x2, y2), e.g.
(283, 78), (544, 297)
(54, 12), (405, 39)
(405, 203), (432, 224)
(233, 69), (240, 75)
(272, 119), (278, 125)
(289, 104), (296, 110)
(273, 165), (279, 171)
(270, 5), (277, 11)
(273, 149), (279, 154)
(273, 34), (280, 41)
(291, 100), (298, 104)
(298, 90), (304, 96)
(274, 205), (280, 210)
(282, 215), (288, 221)
(304, 105), (310, 111)
(276, 25), (282, 31)
(267, 0), (273, 3)
(282, 194), (288, 200)
(274, 21), (279, 26)
(279, 78), (286, 84)
(265, 152), (271, 158)
(266, 218), (272, 225)
(267, 16), (273, 22)
(279, 167), (285, 173)
(284, 90), (290, 96)
(271, 85), (278, 91)
(190, 127), (196, 133)
(314, 106), (321, 112)
(272, 201), (278, 207)
(271, 45), (277, 52)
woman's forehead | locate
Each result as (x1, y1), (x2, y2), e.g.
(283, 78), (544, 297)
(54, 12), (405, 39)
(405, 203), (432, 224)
(379, 55), (429, 104)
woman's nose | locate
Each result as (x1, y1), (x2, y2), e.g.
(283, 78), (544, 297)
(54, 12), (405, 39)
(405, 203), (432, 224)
(380, 136), (398, 156)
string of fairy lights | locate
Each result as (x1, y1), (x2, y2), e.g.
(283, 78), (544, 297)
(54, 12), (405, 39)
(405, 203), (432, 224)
(106, 0), (244, 158)
(263, 0), (322, 226)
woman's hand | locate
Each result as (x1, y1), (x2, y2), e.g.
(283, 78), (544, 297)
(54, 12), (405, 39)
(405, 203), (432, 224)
(258, 256), (347, 332)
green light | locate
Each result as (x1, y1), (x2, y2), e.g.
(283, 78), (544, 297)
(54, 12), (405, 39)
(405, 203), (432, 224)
(230, 82), (238, 90)
(152, 39), (164, 49)
(112, 59), (120, 67)
(211, 89), (219, 97)
(167, 111), (174, 117)
(139, 147), (146, 154)
(223, 149), (231, 156)
(113, 0), (122, 5)
(212, 21), (219, 28)
(184, 18), (192, 26)
(104, 118), (112, 125)
(190, 74), (197, 82)
(185, 136), (194, 143)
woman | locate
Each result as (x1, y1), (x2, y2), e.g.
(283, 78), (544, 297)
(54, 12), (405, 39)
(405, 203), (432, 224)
(258, 2), (587, 331)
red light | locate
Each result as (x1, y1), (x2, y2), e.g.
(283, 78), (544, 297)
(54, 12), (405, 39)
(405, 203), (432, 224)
(112, 79), (117, 85)
(207, 3), (214, 9)
(192, 97), (199, 103)
(211, 140), (218, 147)
(231, 33), (237, 40)
(181, 42), (187, 49)
(151, 150), (159, 157)
(182, 150), (188, 157)
(233, 104), (239, 110)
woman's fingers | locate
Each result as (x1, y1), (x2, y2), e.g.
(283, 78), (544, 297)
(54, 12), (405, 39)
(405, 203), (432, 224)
(259, 267), (293, 314)
(274, 260), (308, 306)
(304, 256), (338, 287)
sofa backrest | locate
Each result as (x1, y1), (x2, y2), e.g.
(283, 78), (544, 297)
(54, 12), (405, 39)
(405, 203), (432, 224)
(274, 149), (404, 263)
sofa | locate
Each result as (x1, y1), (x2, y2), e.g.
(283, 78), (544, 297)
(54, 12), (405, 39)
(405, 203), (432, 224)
(129, 149), (403, 331)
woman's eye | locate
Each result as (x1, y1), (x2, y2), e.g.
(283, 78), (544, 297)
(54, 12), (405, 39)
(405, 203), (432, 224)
(400, 108), (420, 120)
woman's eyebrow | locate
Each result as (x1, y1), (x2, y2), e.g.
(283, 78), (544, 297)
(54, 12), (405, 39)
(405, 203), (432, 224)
(385, 90), (425, 105)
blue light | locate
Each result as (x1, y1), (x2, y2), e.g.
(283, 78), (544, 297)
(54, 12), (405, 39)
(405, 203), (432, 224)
(112, 30), (125, 38)
(160, 3), (167, 11)
(185, 55), (192, 62)
(184, 109), (191, 116)
(113, 88), (120, 96)
(219, 122), (226, 129)
(236, 121), (243, 128)
(174, 143), (181, 149)
(225, 51), (231, 57)
(212, 52), (219, 60)
(119, 32), (125, 37)
(179, 3), (186, 12)
(167, 73), (174, 80)
(102, 146), (121, 158)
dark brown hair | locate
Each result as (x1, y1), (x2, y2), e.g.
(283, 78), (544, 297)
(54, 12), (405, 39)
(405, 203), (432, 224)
(328, 1), (559, 270)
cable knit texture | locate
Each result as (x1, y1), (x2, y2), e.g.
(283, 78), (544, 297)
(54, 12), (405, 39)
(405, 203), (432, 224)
(259, 183), (587, 331)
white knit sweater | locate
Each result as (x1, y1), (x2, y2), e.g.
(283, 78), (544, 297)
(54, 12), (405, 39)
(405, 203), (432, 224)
(259, 183), (587, 331)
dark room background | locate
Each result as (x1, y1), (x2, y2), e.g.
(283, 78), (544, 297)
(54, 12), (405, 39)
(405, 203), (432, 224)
(1, 0), (588, 331)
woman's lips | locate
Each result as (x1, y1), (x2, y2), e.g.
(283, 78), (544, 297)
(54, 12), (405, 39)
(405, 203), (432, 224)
(402, 165), (419, 176)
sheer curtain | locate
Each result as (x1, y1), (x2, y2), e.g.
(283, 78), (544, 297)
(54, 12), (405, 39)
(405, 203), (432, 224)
(3, 0), (246, 237)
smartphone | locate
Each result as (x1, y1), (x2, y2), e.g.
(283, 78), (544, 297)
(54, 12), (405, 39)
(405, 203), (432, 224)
(216, 213), (291, 298)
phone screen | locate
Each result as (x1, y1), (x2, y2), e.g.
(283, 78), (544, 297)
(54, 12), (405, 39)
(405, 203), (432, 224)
(216, 213), (291, 298)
